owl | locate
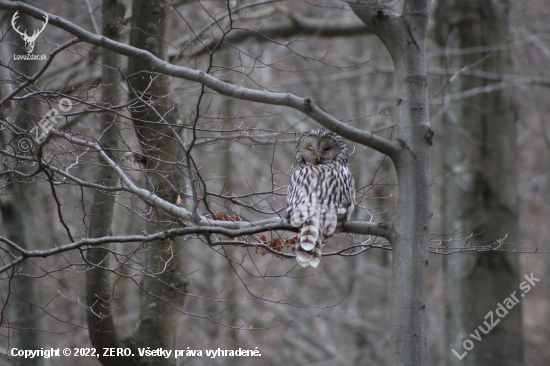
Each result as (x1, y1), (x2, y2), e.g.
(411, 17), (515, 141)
(286, 129), (355, 268)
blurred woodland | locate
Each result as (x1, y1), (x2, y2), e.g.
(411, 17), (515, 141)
(0, 0), (549, 365)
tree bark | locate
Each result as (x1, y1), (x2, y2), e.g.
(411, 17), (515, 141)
(0, 11), (41, 366)
(218, 77), (241, 352)
(349, 1), (431, 365)
(435, 1), (524, 365)
(126, 1), (188, 365)
(85, 1), (127, 366)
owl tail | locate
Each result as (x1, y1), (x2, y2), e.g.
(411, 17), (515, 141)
(296, 216), (323, 268)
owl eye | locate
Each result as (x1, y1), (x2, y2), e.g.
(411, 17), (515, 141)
(324, 147), (331, 151)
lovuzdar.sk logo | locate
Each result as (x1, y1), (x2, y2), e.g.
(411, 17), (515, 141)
(11, 10), (48, 60)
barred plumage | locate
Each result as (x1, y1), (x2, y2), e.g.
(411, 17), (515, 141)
(286, 129), (355, 267)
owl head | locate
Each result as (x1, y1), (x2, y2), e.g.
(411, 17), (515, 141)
(295, 129), (349, 166)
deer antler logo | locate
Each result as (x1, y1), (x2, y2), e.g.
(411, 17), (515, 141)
(11, 11), (49, 54)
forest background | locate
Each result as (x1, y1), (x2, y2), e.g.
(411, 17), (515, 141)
(0, 0), (549, 365)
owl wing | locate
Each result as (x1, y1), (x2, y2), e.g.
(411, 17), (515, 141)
(319, 165), (355, 237)
(287, 165), (318, 228)
(339, 165), (356, 227)
(287, 166), (324, 267)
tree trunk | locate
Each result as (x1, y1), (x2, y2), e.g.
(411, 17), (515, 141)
(85, 1), (127, 365)
(127, 1), (187, 364)
(350, 1), (431, 365)
(435, 1), (524, 365)
(219, 82), (240, 352)
(0, 12), (41, 366)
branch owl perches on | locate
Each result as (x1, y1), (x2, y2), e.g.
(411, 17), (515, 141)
(286, 129), (356, 267)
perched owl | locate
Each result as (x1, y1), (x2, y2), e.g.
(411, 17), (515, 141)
(286, 129), (355, 267)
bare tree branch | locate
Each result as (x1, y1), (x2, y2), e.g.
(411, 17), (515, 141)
(174, 11), (372, 59)
(0, 0), (397, 157)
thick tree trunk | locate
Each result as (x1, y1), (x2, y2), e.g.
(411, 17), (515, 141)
(85, 1), (127, 366)
(127, 1), (187, 365)
(219, 87), (240, 351)
(350, 1), (431, 365)
(435, 1), (524, 365)
(0, 13), (42, 366)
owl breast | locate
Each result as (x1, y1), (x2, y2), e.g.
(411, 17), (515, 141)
(288, 164), (353, 234)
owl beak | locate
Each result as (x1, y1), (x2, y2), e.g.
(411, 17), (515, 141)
(317, 155), (321, 164)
